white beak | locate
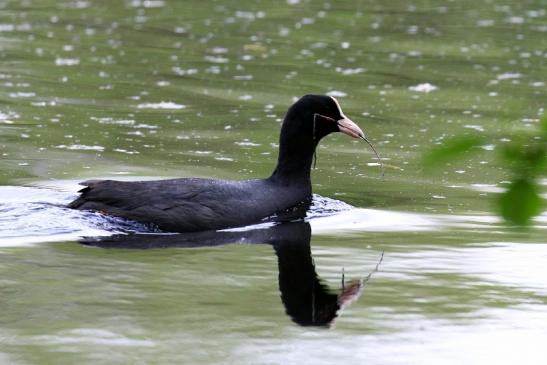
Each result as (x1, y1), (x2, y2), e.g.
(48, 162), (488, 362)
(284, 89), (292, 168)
(337, 118), (365, 139)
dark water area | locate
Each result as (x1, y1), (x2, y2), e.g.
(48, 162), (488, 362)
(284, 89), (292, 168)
(1, 1), (546, 364)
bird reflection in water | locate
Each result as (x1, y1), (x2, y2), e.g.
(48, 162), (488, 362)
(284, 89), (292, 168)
(81, 221), (377, 327)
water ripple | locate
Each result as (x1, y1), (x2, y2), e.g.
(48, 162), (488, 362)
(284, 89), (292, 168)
(1, 185), (543, 247)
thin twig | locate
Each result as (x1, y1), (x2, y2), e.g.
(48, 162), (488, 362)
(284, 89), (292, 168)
(361, 250), (384, 287)
(360, 136), (385, 180)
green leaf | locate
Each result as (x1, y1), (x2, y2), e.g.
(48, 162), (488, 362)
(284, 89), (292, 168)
(525, 146), (547, 172)
(540, 115), (547, 136)
(502, 143), (546, 176)
(500, 143), (525, 163)
(498, 178), (543, 226)
(423, 136), (485, 170)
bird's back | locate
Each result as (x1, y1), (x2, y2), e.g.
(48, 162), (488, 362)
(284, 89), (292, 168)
(69, 177), (310, 232)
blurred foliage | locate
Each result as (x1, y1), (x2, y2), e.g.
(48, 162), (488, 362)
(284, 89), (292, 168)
(424, 115), (546, 226)
(422, 136), (486, 168)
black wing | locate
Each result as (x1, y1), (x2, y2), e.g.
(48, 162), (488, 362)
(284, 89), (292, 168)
(68, 178), (241, 232)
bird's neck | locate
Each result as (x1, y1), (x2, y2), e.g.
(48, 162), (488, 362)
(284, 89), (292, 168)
(269, 138), (315, 186)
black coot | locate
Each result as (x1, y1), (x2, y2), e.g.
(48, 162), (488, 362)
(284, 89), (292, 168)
(68, 94), (368, 232)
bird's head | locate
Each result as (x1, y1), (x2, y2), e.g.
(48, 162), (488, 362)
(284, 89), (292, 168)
(274, 94), (383, 180)
(283, 94), (365, 144)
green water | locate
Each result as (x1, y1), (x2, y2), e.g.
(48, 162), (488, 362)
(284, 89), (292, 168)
(1, 1), (546, 364)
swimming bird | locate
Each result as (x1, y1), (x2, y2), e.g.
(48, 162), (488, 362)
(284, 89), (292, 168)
(68, 94), (370, 232)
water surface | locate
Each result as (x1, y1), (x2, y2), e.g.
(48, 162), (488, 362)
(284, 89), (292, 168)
(1, 1), (546, 364)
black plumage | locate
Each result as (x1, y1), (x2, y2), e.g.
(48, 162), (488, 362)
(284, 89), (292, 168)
(68, 94), (366, 232)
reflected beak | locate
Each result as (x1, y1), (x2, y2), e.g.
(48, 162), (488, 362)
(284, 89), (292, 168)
(337, 118), (365, 139)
